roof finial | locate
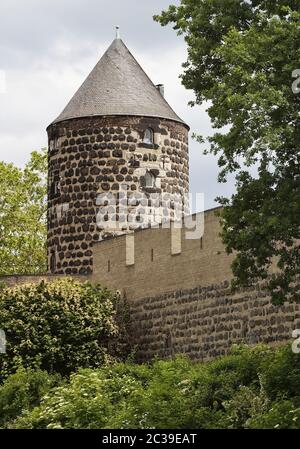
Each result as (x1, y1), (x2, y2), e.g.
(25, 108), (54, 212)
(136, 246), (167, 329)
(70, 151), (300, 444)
(115, 26), (120, 40)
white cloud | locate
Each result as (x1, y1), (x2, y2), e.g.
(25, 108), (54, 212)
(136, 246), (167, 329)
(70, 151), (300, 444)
(0, 70), (6, 94)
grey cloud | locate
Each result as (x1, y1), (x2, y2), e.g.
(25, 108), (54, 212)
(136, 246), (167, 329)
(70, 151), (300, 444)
(0, 0), (179, 67)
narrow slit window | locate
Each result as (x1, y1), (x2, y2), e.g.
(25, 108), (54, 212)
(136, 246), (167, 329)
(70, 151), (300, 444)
(51, 178), (60, 196)
(200, 237), (203, 250)
(151, 249), (154, 262)
(108, 260), (111, 272)
(50, 252), (56, 273)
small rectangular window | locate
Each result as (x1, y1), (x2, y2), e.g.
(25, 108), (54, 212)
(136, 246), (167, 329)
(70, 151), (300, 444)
(151, 249), (154, 262)
(200, 237), (203, 250)
(108, 260), (111, 272)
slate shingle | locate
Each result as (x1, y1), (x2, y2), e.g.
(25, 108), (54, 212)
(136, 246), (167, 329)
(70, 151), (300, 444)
(51, 39), (187, 126)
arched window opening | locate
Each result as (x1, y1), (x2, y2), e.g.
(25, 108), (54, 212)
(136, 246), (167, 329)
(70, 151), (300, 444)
(143, 128), (154, 145)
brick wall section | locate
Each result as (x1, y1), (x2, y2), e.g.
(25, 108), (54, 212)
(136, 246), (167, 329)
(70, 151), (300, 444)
(47, 115), (189, 276)
(91, 208), (235, 298)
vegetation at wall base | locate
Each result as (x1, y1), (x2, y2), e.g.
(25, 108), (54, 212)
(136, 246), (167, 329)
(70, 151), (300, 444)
(0, 344), (299, 429)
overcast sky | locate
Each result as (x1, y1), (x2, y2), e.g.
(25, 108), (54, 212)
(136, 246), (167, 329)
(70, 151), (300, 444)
(0, 0), (236, 210)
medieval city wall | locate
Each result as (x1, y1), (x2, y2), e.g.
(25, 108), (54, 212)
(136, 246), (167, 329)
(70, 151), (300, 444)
(1, 209), (299, 362)
(91, 208), (300, 361)
(91, 208), (233, 298)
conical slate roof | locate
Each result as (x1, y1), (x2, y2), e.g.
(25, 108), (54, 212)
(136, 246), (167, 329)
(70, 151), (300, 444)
(52, 38), (187, 126)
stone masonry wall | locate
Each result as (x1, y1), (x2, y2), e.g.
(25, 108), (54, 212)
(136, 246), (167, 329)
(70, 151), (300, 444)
(130, 281), (300, 362)
(47, 116), (189, 275)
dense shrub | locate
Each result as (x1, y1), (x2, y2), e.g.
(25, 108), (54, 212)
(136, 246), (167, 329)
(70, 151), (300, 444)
(9, 344), (300, 429)
(0, 367), (60, 428)
(0, 279), (126, 379)
(10, 363), (150, 429)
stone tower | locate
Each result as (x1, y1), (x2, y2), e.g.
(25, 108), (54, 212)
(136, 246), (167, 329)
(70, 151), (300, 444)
(47, 37), (189, 275)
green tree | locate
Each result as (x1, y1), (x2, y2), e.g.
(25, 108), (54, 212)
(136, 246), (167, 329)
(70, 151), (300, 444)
(0, 149), (47, 275)
(154, 1), (300, 304)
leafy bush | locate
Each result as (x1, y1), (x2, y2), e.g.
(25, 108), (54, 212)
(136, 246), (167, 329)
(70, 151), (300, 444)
(9, 344), (300, 429)
(12, 364), (150, 429)
(0, 367), (60, 428)
(0, 279), (127, 379)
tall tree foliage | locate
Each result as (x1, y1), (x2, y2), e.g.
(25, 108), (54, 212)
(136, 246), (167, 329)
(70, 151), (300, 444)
(155, 1), (300, 304)
(0, 150), (47, 275)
